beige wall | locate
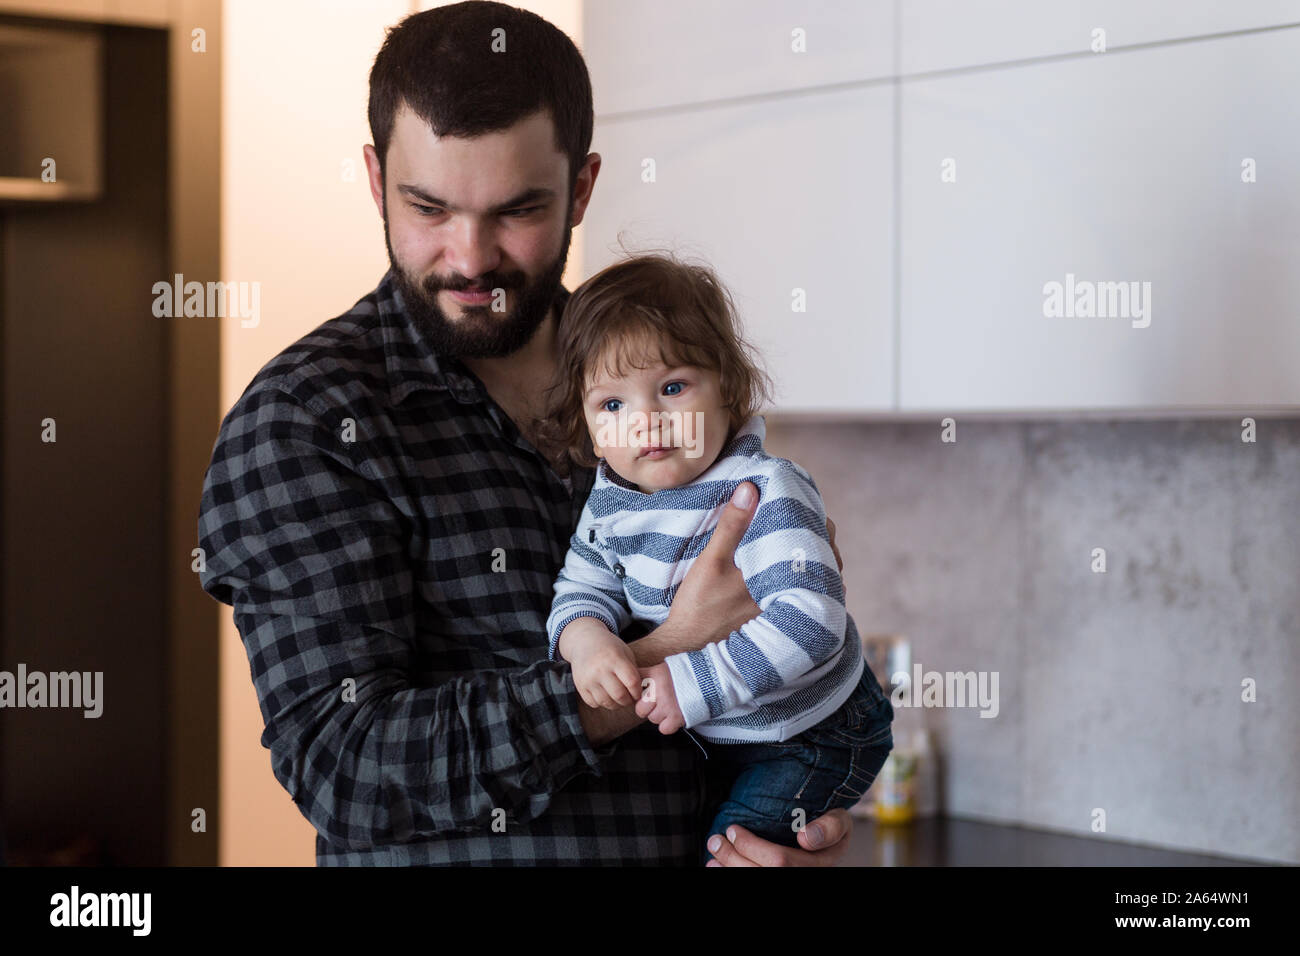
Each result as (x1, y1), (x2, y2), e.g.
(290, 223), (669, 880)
(218, 0), (585, 866)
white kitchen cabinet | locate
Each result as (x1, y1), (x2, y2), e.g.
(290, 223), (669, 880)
(898, 26), (1300, 411)
(583, 86), (896, 413)
(584, 0), (894, 116)
(900, 0), (1300, 75)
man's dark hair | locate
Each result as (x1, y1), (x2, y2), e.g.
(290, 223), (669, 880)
(368, 1), (594, 195)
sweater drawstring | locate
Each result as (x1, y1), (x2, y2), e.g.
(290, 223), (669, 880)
(683, 728), (709, 759)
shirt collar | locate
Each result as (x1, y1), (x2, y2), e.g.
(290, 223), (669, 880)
(375, 269), (571, 408)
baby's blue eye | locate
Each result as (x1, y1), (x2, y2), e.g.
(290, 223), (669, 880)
(602, 398), (623, 413)
(664, 381), (685, 396)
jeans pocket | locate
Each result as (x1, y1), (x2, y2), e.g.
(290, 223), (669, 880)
(832, 734), (893, 804)
(853, 664), (890, 708)
(804, 695), (892, 749)
(833, 682), (895, 745)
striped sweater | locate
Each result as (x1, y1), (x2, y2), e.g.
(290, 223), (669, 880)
(546, 414), (864, 744)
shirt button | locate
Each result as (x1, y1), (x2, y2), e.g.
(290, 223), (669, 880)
(589, 528), (596, 543)
(613, 562), (625, 578)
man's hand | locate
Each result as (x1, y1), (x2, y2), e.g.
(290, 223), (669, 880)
(705, 809), (854, 867)
(825, 515), (844, 597)
(666, 481), (765, 639)
(631, 482), (763, 667)
(635, 662), (684, 734)
(631, 487), (848, 668)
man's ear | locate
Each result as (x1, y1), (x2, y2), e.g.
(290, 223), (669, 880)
(362, 144), (385, 217)
(568, 153), (602, 228)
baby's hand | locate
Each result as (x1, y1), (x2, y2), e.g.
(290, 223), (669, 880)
(561, 620), (642, 709)
(636, 663), (685, 735)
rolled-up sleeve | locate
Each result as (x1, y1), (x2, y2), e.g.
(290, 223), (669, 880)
(198, 381), (605, 850)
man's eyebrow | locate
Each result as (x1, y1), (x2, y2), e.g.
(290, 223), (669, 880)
(395, 184), (557, 212)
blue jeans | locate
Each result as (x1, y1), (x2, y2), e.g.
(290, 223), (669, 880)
(698, 667), (894, 863)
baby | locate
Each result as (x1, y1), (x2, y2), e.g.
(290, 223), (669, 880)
(540, 252), (894, 862)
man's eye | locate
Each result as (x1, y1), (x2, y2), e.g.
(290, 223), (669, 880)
(601, 399), (623, 413)
(410, 205), (541, 218)
(664, 381), (686, 396)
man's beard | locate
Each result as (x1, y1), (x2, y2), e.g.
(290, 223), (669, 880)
(382, 190), (573, 360)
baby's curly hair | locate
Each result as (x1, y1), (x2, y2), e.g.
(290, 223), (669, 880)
(535, 250), (774, 470)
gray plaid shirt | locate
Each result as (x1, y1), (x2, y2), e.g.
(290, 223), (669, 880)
(197, 270), (705, 864)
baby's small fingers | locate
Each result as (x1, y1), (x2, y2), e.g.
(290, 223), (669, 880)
(604, 677), (634, 707)
(616, 665), (643, 703)
(659, 715), (683, 735)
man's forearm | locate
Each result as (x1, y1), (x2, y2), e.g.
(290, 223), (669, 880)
(629, 617), (716, 668)
(578, 698), (644, 746)
(240, 610), (605, 847)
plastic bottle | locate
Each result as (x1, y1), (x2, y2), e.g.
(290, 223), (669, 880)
(872, 693), (920, 824)
(911, 725), (938, 818)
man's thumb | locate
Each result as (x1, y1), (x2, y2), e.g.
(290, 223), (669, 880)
(709, 481), (758, 555)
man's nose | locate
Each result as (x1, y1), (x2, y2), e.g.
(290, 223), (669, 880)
(445, 219), (500, 282)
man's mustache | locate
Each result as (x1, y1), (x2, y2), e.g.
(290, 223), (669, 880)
(426, 276), (522, 294)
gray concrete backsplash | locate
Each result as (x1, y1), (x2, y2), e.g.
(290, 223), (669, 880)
(764, 416), (1300, 865)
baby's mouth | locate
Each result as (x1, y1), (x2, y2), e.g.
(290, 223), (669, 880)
(637, 443), (676, 459)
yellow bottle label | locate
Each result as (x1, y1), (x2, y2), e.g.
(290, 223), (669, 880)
(872, 752), (917, 824)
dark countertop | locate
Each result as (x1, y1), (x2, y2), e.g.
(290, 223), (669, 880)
(839, 815), (1268, 866)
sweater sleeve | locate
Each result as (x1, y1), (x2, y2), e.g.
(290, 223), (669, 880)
(545, 507), (633, 659)
(664, 463), (847, 730)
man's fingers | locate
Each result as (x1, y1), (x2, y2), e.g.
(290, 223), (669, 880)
(712, 819), (848, 867)
(704, 813), (854, 866)
(701, 481), (758, 565)
(797, 808), (852, 860)
(723, 825), (796, 866)
(705, 829), (759, 867)
(825, 516), (844, 576)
